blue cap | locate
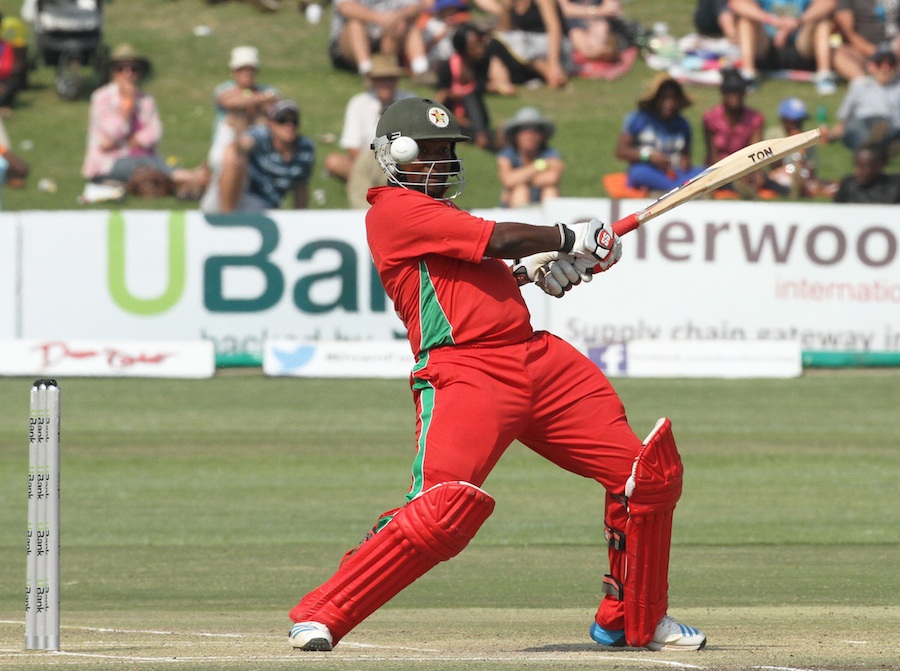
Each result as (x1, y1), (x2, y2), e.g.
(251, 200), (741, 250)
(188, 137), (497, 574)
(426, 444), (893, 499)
(778, 97), (808, 121)
(432, 0), (467, 12)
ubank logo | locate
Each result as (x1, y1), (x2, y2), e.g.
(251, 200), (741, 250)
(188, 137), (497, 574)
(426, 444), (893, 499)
(106, 212), (389, 316)
(107, 211), (186, 315)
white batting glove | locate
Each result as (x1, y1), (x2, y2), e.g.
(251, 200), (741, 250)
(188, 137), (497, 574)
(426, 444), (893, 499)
(512, 252), (588, 298)
(569, 219), (622, 272)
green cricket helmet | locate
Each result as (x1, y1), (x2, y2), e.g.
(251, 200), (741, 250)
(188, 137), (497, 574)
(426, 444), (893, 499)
(372, 98), (468, 199)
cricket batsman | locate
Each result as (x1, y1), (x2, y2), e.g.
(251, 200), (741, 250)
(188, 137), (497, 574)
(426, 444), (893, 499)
(288, 98), (707, 653)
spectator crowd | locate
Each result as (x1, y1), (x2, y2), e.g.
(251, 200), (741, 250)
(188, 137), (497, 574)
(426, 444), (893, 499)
(2, 0), (899, 207)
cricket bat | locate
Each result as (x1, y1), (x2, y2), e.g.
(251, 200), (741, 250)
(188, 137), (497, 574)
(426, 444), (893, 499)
(612, 128), (822, 236)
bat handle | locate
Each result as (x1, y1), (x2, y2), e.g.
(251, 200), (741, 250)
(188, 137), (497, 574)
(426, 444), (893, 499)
(612, 213), (640, 236)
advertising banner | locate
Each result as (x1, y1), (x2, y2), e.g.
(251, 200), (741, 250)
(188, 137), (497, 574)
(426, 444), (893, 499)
(4, 201), (898, 365)
(13, 208), (546, 358)
(545, 199), (900, 354)
(264, 339), (413, 378)
(0, 339), (215, 378)
(586, 339), (802, 378)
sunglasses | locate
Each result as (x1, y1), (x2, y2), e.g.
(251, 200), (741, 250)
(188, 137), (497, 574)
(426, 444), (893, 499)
(114, 63), (141, 74)
(273, 115), (299, 126)
(873, 56), (897, 67)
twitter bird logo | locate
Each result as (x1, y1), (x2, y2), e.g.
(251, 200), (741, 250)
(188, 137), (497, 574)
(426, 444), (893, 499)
(273, 345), (317, 371)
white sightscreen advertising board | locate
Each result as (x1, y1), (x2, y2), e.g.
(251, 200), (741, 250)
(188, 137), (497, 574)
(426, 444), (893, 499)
(3, 202), (897, 360)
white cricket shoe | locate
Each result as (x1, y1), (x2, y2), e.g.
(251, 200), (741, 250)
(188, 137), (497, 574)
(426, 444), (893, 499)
(289, 621), (333, 651)
(646, 615), (707, 651)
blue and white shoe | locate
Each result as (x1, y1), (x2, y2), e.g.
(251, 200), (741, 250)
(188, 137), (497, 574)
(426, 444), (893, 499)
(646, 615), (707, 651)
(591, 615), (706, 651)
(815, 71), (838, 96)
(289, 621), (333, 651)
(590, 621), (626, 647)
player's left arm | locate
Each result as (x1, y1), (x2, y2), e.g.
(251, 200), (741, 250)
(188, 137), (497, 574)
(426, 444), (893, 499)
(495, 219), (622, 297)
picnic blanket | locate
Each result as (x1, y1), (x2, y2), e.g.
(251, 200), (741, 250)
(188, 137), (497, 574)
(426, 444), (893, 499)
(646, 33), (817, 86)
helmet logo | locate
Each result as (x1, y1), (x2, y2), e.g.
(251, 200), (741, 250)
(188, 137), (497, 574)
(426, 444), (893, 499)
(427, 107), (450, 128)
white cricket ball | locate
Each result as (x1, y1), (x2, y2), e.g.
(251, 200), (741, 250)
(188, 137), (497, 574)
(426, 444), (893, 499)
(390, 136), (419, 163)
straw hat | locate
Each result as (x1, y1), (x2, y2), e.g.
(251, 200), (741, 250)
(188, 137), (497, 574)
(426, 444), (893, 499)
(368, 53), (406, 79)
(108, 43), (150, 77)
(637, 72), (692, 111)
(503, 107), (555, 141)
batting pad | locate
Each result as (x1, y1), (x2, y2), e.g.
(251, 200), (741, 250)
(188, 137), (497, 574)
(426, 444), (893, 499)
(623, 418), (683, 647)
(289, 481), (494, 645)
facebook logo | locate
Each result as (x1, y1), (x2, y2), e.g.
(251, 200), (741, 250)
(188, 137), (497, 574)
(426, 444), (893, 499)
(587, 344), (628, 376)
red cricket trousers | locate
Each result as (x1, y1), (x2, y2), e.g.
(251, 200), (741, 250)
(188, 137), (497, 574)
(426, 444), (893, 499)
(405, 330), (642, 630)
(291, 330), (642, 635)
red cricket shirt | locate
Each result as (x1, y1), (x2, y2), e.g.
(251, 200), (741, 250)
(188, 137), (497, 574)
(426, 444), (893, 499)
(366, 187), (535, 356)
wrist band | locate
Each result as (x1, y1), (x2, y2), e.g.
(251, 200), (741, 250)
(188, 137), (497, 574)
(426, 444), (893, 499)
(639, 146), (652, 162)
(557, 223), (575, 253)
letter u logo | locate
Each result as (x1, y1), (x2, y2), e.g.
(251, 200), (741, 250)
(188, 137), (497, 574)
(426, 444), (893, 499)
(107, 211), (186, 315)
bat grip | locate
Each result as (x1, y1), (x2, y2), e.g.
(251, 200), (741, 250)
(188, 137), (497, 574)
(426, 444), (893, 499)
(613, 213), (640, 237)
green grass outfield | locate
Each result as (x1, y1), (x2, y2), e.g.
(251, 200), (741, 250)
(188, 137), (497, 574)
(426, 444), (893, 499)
(0, 0), (885, 212)
(0, 372), (897, 670)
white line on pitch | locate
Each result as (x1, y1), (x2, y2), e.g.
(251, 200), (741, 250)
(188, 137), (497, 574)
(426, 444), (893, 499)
(50, 652), (706, 666)
(753, 666), (839, 671)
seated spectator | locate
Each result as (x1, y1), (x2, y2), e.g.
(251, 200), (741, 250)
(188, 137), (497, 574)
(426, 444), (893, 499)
(81, 44), (208, 196)
(204, 47), (278, 200)
(433, 23), (498, 151)
(559, 0), (627, 62)
(209, 47), (278, 163)
(728, 0), (838, 94)
(824, 43), (900, 155)
(0, 116), (29, 190)
(203, 99), (315, 213)
(694, 0), (738, 42)
(418, 0), (474, 68)
(489, 0), (573, 89)
(328, 0), (431, 80)
(833, 142), (900, 202)
(0, 11), (28, 112)
(832, 0), (900, 81)
(324, 53), (414, 209)
(496, 106), (564, 206)
(702, 67), (765, 194)
(614, 73), (705, 192)
(765, 96), (835, 197)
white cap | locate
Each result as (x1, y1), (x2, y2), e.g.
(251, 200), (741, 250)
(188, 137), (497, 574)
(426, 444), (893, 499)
(229, 46), (260, 70)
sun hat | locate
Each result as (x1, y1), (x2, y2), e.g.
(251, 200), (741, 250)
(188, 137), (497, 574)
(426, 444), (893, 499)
(637, 72), (692, 110)
(778, 97), (808, 121)
(108, 43), (150, 77)
(503, 107), (555, 140)
(367, 53), (406, 79)
(229, 45), (260, 70)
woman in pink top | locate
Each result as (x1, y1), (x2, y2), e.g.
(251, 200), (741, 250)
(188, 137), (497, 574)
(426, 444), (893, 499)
(81, 43), (206, 195)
